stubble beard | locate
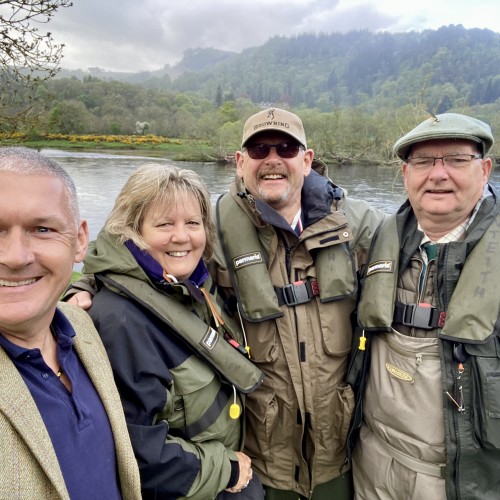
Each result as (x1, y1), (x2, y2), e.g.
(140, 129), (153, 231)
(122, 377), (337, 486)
(257, 183), (291, 208)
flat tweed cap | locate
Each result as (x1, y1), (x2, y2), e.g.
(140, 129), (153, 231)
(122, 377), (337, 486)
(241, 108), (307, 148)
(394, 113), (494, 160)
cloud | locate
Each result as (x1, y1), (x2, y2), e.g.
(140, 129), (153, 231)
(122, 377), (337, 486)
(48, 0), (499, 72)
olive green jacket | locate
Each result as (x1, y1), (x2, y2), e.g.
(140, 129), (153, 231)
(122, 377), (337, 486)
(212, 167), (384, 496)
(352, 185), (500, 499)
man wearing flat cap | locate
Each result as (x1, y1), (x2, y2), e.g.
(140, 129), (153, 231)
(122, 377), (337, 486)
(348, 113), (500, 499)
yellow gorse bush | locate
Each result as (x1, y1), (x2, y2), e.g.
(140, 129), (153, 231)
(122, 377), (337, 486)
(0, 132), (183, 145)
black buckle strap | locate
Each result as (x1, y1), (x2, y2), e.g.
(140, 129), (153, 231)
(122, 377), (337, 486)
(394, 302), (446, 330)
(275, 279), (320, 306)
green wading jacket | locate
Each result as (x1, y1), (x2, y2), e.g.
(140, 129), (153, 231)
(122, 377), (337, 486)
(212, 165), (384, 496)
(83, 232), (263, 499)
(349, 185), (500, 500)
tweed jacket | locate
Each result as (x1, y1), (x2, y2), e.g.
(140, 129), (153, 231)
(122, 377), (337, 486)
(0, 302), (141, 500)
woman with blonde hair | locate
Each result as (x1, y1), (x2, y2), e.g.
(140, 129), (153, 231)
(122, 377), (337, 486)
(82, 164), (264, 499)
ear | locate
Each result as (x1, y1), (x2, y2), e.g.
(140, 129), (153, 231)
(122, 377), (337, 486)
(402, 162), (409, 191)
(303, 149), (314, 176)
(74, 220), (89, 264)
(481, 157), (493, 183)
(235, 150), (245, 178)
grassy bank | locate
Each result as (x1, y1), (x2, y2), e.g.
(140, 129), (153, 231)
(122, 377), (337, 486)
(0, 132), (230, 162)
(0, 133), (382, 166)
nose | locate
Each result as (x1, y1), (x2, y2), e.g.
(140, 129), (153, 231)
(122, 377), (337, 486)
(0, 229), (35, 269)
(428, 158), (449, 178)
(171, 223), (189, 243)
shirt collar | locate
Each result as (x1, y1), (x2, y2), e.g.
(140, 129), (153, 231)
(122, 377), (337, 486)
(291, 208), (303, 235)
(0, 308), (75, 360)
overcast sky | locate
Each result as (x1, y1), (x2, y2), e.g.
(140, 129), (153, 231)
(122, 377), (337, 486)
(47, 0), (500, 73)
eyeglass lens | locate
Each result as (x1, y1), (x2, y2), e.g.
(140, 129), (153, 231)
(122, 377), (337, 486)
(246, 142), (301, 160)
(407, 154), (482, 169)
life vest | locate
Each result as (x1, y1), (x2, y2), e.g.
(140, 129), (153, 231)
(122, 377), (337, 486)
(216, 191), (357, 323)
(358, 209), (500, 342)
(96, 272), (264, 393)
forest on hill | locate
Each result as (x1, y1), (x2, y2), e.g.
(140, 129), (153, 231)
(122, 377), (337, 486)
(8, 25), (500, 163)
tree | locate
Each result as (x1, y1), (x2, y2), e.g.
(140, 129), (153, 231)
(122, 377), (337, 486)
(49, 100), (91, 134)
(0, 0), (73, 131)
(215, 84), (222, 108)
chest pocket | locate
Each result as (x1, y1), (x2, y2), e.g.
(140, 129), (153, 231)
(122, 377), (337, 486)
(160, 357), (221, 433)
(465, 335), (500, 448)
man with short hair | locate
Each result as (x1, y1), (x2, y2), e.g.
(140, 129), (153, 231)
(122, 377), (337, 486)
(0, 147), (141, 499)
(212, 108), (384, 499)
(350, 113), (500, 499)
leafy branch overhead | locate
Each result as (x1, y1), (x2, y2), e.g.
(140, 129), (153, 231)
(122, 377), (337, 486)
(0, 0), (73, 128)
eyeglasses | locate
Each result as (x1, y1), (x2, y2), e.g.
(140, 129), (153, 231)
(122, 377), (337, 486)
(406, 153), (483, 173)
(244, 142), (303, 160)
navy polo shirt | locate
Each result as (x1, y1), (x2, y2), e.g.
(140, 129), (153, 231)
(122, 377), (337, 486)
(0, 309), (122, 500)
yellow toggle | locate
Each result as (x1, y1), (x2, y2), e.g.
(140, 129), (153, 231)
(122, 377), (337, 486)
(229, 403), (241, 419)
(358, 332), (367, 351)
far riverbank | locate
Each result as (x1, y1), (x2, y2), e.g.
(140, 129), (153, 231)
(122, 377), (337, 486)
(0, 133), (393, 166)
(1, 133), (497, 167)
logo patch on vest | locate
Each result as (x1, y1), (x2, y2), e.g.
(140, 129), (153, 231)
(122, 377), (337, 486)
(201, 327), (218, 351)
(385, 362), (414, 382)
(233, 252), (263, 270)
(366, 260), (394, 276)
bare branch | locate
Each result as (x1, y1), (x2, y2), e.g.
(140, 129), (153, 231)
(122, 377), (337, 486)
(0, 0), (72, 130)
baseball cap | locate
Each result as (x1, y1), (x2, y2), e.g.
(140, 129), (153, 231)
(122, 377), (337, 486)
(241, 108), (307, 148)
(394, 113), (494, 160)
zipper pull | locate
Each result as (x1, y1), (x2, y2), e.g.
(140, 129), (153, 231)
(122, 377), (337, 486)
(410, 352), (423, 383)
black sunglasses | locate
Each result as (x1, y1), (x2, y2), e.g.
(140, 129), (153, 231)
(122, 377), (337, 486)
(244, 142), (303, 160)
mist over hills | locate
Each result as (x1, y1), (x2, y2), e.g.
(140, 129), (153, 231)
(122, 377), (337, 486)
(58, 25), (500, 111)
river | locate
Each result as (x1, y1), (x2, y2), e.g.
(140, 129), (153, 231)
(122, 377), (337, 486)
(40, 149), (500, 267)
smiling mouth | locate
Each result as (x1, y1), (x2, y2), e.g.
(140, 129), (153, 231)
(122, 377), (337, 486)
(167, 251), (189, 257)
(0, 278), (38, 287)
(261, 173), (286, 180)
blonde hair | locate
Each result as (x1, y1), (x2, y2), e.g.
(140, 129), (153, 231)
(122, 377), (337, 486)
(105, 164), (216, 260)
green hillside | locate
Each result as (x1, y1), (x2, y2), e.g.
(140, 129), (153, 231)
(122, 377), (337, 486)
(5, 25), (500, 163)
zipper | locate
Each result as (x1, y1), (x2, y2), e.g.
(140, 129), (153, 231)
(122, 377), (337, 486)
(384, 335), (440, 359)
(382, 334), (439, 381)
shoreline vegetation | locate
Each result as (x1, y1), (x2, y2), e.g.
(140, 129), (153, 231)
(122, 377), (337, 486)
(1, 132), (497, 167)
(0, 132), (392, 166)
(0, 132), (222, 163)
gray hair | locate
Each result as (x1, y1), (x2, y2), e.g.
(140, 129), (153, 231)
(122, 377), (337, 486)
(0, 147), (80, 225)
(105, 163), (216, 260)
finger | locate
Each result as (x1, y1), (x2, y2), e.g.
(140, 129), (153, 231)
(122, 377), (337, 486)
(77, 297), (92, 310)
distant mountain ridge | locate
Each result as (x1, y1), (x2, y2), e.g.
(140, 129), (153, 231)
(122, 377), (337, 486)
(57, 25), (500, 111)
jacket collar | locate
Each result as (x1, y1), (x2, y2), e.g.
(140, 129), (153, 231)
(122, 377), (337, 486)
(125, 239), (209, 287)
(234, 167), (344, 231)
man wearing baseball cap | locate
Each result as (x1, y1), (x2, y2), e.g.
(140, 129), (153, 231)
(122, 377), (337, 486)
(350, 113), (500, 499)
(213, 108), (384, 499)
(66, 107), (385, 498)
